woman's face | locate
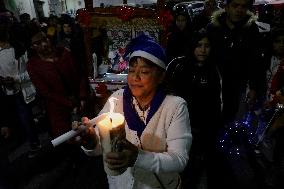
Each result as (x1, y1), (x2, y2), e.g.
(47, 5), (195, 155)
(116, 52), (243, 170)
(32, 35), (53, 57)
(194, 37), (211, 63)
(63, 24), (72, 35)
(175, 15), (187, 31)
(127, 57), (164, 100)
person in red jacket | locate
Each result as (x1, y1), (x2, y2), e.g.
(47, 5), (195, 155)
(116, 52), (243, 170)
(27, 32), (90, 137)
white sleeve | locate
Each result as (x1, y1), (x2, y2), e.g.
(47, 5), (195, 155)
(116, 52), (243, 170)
(134, 102), (192, 173)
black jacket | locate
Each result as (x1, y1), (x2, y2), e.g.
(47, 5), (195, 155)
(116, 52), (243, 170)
(206, 10), (266, 121)
(165, 56), (222, 131)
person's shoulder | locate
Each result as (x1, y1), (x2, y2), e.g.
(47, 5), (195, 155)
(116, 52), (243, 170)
(166, 56), (191, 80)
(0, 47), (16, 60)
(0, 46), (14, 53)
(166, 56), (187, 72)
(209, 9), (226, 28)
(164, 94), (187, 107)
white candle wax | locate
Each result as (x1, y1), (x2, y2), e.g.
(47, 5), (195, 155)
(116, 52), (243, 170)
(96, 112), (126, 176)
(51, 116), (98, 147)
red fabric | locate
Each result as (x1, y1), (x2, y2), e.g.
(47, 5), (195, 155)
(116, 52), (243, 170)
(27, 49), (88, 137)
(270, 59), (284, 104)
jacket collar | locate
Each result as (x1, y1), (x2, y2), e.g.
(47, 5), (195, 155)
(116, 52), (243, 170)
(211, 9), (257, 29)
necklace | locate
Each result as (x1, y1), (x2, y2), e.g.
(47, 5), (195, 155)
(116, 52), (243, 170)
(132, 98), (150, 123)
(138, 103), (150, 111)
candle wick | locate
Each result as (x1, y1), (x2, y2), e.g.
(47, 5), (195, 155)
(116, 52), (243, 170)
(110, 118), (112, 123)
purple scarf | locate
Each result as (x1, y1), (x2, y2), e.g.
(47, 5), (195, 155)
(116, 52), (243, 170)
(123, 86), (166, 137)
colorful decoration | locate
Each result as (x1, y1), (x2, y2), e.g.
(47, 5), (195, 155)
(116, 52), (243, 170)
(90, 15), (160, 74)
(116, 6), (135, 21)
(108, 47), (128, 73)
(156, 9), (174, 30)
(117, 48), (128, 72)
(76, 8), (91, 27)
(217, 103), (284, 159)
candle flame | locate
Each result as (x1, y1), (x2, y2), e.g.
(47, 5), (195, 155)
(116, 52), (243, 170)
(109, 97), (118, 114)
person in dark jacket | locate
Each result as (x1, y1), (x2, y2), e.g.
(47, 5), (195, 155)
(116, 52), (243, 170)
(206, 0), (265, 124)
(166, 29), (222, 189)
(166, 3), (194, 62)
(206, 0), (266, 188)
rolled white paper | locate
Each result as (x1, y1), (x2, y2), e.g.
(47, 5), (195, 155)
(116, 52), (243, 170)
(51, 116), (98, 147)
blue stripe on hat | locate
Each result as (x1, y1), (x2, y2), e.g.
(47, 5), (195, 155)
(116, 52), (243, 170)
(125, 34), (167, 69)
(130, 50), (166, 69)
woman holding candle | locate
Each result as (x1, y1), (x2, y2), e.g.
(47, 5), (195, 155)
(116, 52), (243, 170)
(76, 34), (192, 189)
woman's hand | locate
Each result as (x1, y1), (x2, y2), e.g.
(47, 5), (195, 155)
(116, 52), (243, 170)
(72, 117), (97, 149)
(105, 139), (138, 170)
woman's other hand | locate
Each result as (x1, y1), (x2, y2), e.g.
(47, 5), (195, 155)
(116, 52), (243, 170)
(105, 139), (138, 170)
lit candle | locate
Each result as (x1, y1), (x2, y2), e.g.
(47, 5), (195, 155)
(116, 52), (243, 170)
(95, 97), (126, 176)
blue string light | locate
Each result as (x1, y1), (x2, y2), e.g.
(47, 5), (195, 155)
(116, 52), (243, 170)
(217, 109), (275, 158)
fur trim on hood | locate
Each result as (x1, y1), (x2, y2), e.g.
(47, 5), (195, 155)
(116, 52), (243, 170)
(210, 9), (258, 28)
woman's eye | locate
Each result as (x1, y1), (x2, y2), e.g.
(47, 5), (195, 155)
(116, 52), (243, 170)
(141, 71), (150, 74)
(140, 70), (151, 75)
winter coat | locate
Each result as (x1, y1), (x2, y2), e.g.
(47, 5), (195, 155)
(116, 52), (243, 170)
(206, 10), (265, 121)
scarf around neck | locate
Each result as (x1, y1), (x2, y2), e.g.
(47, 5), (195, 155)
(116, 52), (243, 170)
(123, 86), (166, 137)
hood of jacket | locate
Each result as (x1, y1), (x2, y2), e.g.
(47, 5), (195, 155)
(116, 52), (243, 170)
(210, 9), (257, 28)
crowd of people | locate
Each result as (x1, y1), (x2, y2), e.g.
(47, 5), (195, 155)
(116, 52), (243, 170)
(1, 0), (284, 188)
(164, 0), (284, 188)
(0, 8), (95, 189)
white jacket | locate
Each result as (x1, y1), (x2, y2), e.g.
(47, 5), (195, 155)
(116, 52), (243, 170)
(0, 47), (20, 95)
(83, 89), (192, 189)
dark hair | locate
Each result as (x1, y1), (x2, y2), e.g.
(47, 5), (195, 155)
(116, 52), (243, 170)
(187, 28), (212, 62)
(173, 3), (189, 17)
(171, 3), (193, 33)
(225, 0), (254, 7)
(19, 13), (30, 22)
(191, 28), (209, 48)
(60, 14), (74, 26)
(172, 3), (192, 23)
(0, 24), (10, 42)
